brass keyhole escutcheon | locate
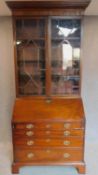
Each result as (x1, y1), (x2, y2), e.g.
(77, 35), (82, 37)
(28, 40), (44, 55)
(63, 153), (70, 158)
(26, 131), (34, 136)
(27, 153), (34, 158)
(64, 140), (70, 146)
(26, 124), (34, 129)
(64, 131), (70, 136)
(27, 140), (34, 146)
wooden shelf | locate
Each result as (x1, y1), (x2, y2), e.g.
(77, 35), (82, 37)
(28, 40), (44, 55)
(18, 60), (45, 63)
(51, 37), (80, 40)
(17, 38), (45, 41)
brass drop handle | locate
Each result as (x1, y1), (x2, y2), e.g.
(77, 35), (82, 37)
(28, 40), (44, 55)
(64, 123), (70, 129)
(64, 131), (70, 136)
(63, 140), (70, 146)
(46, 124), (51, 129)
(27, 140), (34, 146)
(26, 124), (34, 129)
(27, 153), (34, 158)
(26, 131), (34, 136)
(46, 99), (52, 103)
(46, 139), (51, 142)
(46, 131), (51, 134)
(46, 149), (51, 153)
(64, 153), (70, 158)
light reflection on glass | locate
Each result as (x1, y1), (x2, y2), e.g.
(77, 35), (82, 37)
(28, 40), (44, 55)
(57, 25), (77, 37)
(16, 40), (21, 45)
(73, 48), (80, 59)
(62, 42), (72, 70)
(51, 19), (81, 95)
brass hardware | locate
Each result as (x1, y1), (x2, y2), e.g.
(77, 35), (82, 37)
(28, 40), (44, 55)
(26, 131), (34, 136)
(46, 150), (51, 153)
(46, 98), (52, 104)
(27, 153), (34, 158)
(46, 124), (51, 128)
(46, 131), (51, 134)
(64, 140), (70, 146)
(46, 139), (51, 142)
(63, 153), (70, 158)
(64, 131), (70, 136)
(64, 123), (70, 129)
(27, 140), (34, 146)
(26, 124), (34, 129)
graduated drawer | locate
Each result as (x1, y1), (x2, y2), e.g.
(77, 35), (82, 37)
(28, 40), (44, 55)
(14, 148), (83, 162)
(13, 129), (84, 138)
(13, 122), (84, 130)
(14, 137), (83, 147)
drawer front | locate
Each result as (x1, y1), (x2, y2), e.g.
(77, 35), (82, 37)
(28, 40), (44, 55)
(15, 148), (83, 162)
(14, 122), (84, 130)
(13, 129), (84, 138)
(14, 137), (83, 147)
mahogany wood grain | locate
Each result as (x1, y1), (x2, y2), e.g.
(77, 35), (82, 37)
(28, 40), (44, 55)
(45, 17), (51, 97)
(14, 148), (83, 162)
(13, 98), (85, 122)
(13, 163), (85, 174)
(14, 137), (83, 147)
(5, 0), (90, 173)
(11, 9), (84, 16)
(6, 0), (91, 10)
(11, 98), (85, 174)
(14, 122), (84, 130)
(13, 129), (84, 138)
(12, 162), (85, 174)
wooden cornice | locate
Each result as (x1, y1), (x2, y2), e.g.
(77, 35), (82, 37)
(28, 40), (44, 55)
(6, 0), (91, 10)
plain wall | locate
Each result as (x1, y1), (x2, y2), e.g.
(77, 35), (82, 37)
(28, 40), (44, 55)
(0, 17), (15, 143)
(82, 16), (98, 142)
(0, 16), (98, 175)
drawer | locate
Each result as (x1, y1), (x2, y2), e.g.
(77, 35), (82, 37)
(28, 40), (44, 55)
(13, 129), (84, 138)
(14, 148), (83, 162)
(14, 137), (83, 147)
(13, 121), (84, 130)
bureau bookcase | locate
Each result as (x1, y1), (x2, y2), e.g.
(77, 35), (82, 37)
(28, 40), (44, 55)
(6, 0), (91, 173)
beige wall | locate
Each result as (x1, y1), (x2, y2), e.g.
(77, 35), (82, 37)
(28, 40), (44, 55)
(0, 16), (98, 144)
(0, 17), (15, 143)
(82, 16), (98, 142)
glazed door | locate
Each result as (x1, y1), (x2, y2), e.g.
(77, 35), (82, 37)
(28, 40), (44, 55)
(51, 18), (81, 95)
(15, 18), (46, 96)
(15, 17), (81, 97)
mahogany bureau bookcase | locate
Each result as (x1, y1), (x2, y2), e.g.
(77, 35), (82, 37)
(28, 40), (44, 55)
(6, 0), (91, 174)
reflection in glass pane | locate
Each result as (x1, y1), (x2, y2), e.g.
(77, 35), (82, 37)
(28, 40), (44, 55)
(51, 18), (81, 95)
(16, 19), (45, 39)
(16, 18), (46, 95)
(52, 19), (81, 38)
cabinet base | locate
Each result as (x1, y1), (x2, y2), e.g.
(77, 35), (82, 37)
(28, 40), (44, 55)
(12, 162), (86, 174)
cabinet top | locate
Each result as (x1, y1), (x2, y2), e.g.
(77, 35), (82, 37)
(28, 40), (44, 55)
(12, 98), (85, 123)
(6, 0), (91, 10)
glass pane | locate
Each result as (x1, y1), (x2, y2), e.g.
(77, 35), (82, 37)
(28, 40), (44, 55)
(16, 19), (45, 39)
(16, 19), (46, 95)
(51, 18), (81, 95)
(52, 19), (81, 38)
